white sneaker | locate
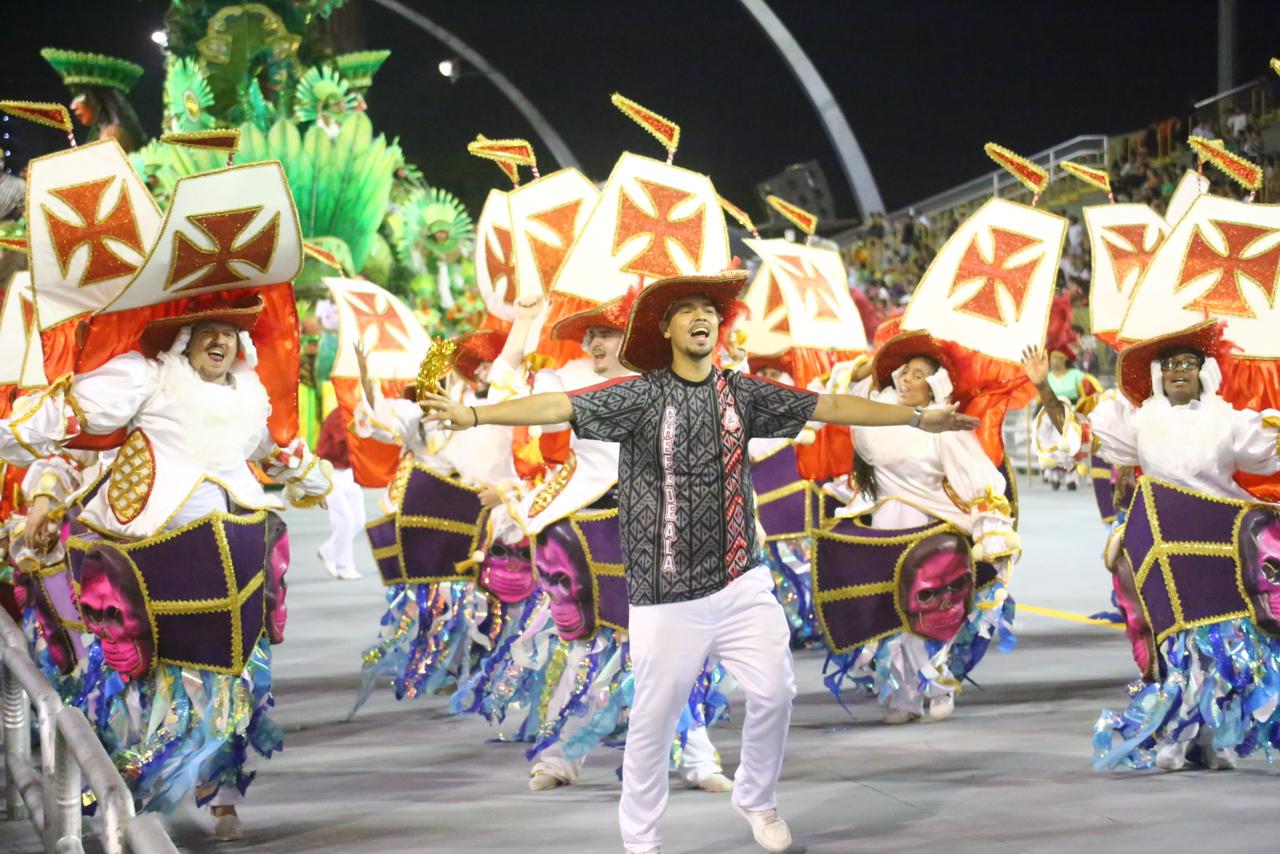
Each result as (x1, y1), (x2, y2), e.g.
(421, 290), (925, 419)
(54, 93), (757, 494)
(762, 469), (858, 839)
(529, 772), (566, 791)
(623, 847), (661, 854)
(335, 565), (363, 581)
(732, 801), (792, 853)
(318, 548), (339, 579)
(925, 693), (955, 722)
(1155, 741), (1187, 771)
(694, 772), (734, 793)
(882, 706), (918, 725)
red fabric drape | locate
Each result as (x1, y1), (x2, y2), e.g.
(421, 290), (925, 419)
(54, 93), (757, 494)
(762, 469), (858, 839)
(330, 375), (405, 488)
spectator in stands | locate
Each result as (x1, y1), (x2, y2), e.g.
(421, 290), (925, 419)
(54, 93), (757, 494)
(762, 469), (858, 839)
(1190, 116), (1215, 140)
(1243, 127), (1264, 160)
(1226, 104), (1250, 140)
(1067, 214), (1085, 254)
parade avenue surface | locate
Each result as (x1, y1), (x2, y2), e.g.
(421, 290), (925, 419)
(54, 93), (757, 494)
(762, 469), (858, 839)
(9, 479), (1272, 854)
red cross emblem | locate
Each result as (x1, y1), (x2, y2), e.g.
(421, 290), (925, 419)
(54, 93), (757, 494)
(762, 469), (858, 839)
(484, 225), (515, 303)
(774, 254), (842, 323)
(949, 227), (1043, 325)
(1176, 219), (1280, 318)
(613, 179), (705, 278)
(526, 199), (584, 292)
(1102, 224), (1159, 291)
(42, 176), (144, 286)
(341, 291), (413, 352)
(168, 206), (280, 292)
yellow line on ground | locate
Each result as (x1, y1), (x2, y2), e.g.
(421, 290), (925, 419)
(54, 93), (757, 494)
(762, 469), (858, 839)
(1018, 603), (1125, 630)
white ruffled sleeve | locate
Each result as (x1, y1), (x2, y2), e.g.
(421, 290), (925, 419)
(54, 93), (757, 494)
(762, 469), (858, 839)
(1231, 407), (1280, 476)
(0, 352), (157, 465)
(21, 451), (94, 506)
(1080, 392), (1140, 467)
(1034, 402), (1083, 468)
(936, 431), (1019, 563)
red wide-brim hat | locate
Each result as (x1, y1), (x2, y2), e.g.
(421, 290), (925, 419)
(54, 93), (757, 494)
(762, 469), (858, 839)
(1115, 320), (1223, 406)
(138, 295), (265, 357)
(870, 329), (957, 393)
(619, 270), (749, 373)
(551, 296), (629, 343)
(454, 328), (508, 384)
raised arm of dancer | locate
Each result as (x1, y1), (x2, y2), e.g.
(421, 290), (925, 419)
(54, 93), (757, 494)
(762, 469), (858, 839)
(496, 296), (545, 370)
(1022, 345), (1067, 433)
(421, 390), (573, 430)
(811, 392), (978, 432)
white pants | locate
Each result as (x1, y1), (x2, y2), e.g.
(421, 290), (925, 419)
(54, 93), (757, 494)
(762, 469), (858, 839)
(319, 467), (365, 572)
(620, 566), (795, 849)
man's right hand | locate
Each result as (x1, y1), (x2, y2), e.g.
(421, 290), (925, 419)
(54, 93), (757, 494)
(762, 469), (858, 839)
(420, 392), (475, 431)
(1021, 345), (1049, 387)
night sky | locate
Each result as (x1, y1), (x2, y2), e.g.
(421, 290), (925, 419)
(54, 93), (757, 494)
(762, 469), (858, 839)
(3, 1), (1278, 221)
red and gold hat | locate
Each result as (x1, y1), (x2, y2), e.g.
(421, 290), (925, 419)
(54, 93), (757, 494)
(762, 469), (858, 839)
(454, 328), (507, 384)
(1115, 320), (1223, 406)
(138, 294), (264, 357)
(551, 296), (629, 343)
(619, 270), (749, 373)
(870, 329), (957, 393)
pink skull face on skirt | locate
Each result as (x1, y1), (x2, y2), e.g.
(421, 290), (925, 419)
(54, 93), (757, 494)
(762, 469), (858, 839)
(480, 540), (537, 604)
(899, 533), (973, 642)
(536, 522), (595, 642)
(78, 548), (152, 682)
(265, 513), (289, 644)
(1240, 506), (1280, 637)
(1106, 546), (1159, 682)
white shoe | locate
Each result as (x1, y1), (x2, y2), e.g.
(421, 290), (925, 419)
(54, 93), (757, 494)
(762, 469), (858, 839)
(882, 706), (918, 725)
(529, 772), (566, 791)
(732, 801), (792, 853)
(213, 812), (243, 841)
(1155, 741), (1187, 771)
(925, 693), (955, 722)
(318, 548), (339, 579)
(694, 772), (734, 793)
(624, 847), (661, 854)
(335, 565), (363, 581)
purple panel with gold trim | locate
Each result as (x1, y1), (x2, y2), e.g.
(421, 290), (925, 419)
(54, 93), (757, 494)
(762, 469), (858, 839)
(1126, 477), (1253, 642)
(813, 518), (975, 653)
(365, 515), (402, 586)
(1091, 455), (1115, 522)
(395, 465), (488, 585)
(113, 514), (268, 676)
(753, 445), (815, 540)
(575, 511), (628, 630)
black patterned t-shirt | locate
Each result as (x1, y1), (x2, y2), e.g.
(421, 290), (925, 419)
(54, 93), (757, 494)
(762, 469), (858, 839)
(569, 368), (818, 606)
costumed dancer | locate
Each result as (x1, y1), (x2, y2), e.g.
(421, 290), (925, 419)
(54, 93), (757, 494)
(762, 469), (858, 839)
(351, 308), (528, 712)
(1, 135), (328, 838)
(1035, 302), (1101, 491)
(421, 269), (978, 854)
(1028, 328), (1280, 769)
(0, 309), (331, 835)
(485, 296), (734, 794)
(817, 334), (1020, 723)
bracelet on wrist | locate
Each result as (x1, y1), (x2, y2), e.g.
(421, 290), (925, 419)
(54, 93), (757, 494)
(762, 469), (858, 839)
(470, 406), (479, 428)
(909, 406), (923, 429)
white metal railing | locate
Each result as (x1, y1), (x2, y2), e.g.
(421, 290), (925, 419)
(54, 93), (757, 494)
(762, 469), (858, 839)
(890, 135), (1110, 221)
(0, 608), (178, 854)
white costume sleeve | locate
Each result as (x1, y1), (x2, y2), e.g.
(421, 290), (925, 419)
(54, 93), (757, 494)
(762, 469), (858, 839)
(1231, 407), (1280, 476)
(21, 450), (95, 506)
(1076, 393), (1140, 467)
(936, 431), (1019, 563)
(1033, 403), (1083, 468)
(485, 358), (528, 403)
(254, 433), (334, 507)
(352, 385), (407, 446)
(0, 352), (158, 465)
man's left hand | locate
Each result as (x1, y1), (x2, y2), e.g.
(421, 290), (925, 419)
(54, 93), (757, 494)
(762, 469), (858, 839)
(917, 405), (980, 433)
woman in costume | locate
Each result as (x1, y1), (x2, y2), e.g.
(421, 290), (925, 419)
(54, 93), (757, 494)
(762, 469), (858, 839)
(1027, 324), (1280, 770)
(821, 331), (1019, 724)
(351, 310), (529, 713)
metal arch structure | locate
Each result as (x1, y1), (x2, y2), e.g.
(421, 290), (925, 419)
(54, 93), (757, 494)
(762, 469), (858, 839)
(738, 0), (885, 217)
(368, 0), (582, 172)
